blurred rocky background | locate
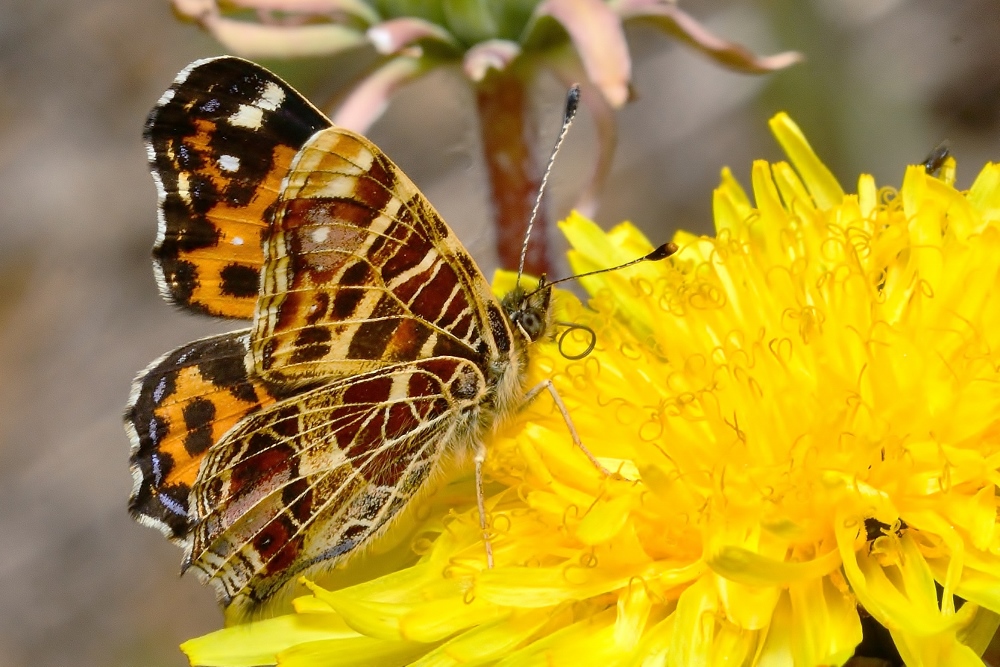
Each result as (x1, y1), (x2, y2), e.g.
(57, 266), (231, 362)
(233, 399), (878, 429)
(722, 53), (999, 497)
(1, 1), (999, 665)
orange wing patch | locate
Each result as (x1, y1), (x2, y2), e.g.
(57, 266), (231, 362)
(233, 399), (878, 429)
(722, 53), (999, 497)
(127, 331), (280, 543)
(145, 57), (330, 318)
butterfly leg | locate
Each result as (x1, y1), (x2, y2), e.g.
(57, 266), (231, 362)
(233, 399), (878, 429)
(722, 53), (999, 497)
(474, 447), (495, 568)
(522, 380), (611, 476)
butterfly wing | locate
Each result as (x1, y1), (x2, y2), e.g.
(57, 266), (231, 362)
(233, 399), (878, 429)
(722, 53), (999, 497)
(136, 58), (528, 613)
(145, 56), (330, 318)
(126, 331), (281, 543)
(184, 357), (487, 610)
(249, 127), (515, 385)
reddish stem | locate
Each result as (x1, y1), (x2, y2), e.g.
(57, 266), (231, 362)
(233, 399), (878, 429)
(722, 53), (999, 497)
(475, 67), (551, 275)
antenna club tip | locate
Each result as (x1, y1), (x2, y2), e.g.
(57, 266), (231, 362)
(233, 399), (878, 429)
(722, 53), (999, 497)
(647, 242), (679, 261)
(564, 85), (581, 121)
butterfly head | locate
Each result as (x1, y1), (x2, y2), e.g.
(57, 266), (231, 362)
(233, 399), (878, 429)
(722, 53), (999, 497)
(501, 277), (552, 343)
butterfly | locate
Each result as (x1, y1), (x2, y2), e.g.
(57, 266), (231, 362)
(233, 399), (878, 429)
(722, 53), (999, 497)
(126, 56), (673, 614)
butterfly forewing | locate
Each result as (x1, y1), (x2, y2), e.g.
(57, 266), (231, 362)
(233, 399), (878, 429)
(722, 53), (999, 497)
(185, 358), (487, 609)
(145, 57), (330, 318)
(126, 331), (281, 542)
(250, 127), (513, 385)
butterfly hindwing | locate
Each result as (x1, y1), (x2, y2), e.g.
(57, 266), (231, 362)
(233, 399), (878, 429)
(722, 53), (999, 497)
(145, 56), (331, 318)
(249, 127), (513, 385)
(126, 331), (280, 543)
(184, 357), (487, 610)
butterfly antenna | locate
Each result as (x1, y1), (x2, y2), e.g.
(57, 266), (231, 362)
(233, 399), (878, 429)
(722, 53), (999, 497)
(528, 242), (680, 297)
(517, 84), (582, 284)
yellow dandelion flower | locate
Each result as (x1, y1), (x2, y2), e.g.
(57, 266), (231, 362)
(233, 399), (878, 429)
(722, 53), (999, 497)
(182, 114), (1000, 666)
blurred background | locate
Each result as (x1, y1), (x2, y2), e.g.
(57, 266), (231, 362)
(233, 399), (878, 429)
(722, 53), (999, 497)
(1, 0), (999, 665)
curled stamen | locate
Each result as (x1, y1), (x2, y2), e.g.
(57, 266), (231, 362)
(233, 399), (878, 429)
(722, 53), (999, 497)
(492, 513), (512, 534)
(555, 321), (597, 360)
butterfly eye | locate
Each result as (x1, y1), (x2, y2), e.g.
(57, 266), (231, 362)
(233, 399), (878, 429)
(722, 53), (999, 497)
(518, 310), (545, 341)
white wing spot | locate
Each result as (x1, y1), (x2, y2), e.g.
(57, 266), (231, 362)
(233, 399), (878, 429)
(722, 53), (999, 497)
(229, 104), (264, 129)
(257, 82), (285, 111)
(153, 376), (168, 404)
(218, 154), (240, 172)
(231, 236), (244, 246)
(176, 172), (191, 203)
(310, 227), (329, 244)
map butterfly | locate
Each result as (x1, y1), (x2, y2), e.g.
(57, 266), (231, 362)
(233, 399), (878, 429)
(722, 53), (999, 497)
(126, 56), (674, 613)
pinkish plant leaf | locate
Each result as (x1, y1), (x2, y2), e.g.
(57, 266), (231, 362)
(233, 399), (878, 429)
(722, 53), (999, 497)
(529, 0), (631, 108)
(332, 55), (430, 132)
(205, 0), (380, 24)
(615, 0), (802, 73)
(204, 15), (368, 57)
(174, 0), (369, 57)
(367, 17), (459, 55)
(463, 39), (522, 81)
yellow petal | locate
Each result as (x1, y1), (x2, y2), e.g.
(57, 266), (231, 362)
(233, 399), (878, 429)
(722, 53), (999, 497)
(496, 608), (621, 667)
(399, 596), (506, 643)
(408, 610), (552, 666)
(278, 636), (432, 667)
(613, 582), (652, 651)
(768, 112), (845, 210)
(707, 544), (841, 586)
(967, 162), (1000, 224)
(181, 613), (358, 667)
(575, 493), (633, 545)
(957, 606), (1000, 655)
(836, 515), (955, 636)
